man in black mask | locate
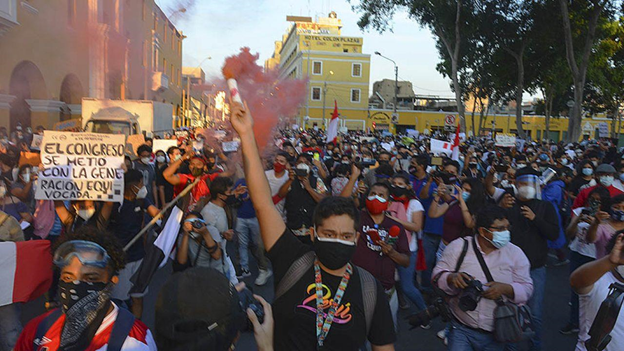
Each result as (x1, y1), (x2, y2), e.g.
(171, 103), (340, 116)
(230, 101), (396, 351)
(15, 227), (157, 350)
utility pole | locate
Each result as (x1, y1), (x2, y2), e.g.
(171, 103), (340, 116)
(375, 51), (398, 132)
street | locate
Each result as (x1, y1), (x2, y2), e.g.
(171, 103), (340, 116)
(22, 254), (579, 350)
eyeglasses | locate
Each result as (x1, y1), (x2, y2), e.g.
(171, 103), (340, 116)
(53, 240), (110, 269)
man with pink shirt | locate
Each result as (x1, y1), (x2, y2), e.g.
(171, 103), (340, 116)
(433, 206), (533, 351)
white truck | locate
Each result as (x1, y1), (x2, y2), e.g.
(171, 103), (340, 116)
(82, 98), (174, 138)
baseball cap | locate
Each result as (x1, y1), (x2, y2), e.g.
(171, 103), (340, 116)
(155, 267), (246, 351)
(596, 164), (616, 174)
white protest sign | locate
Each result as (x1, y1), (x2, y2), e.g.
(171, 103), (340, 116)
(153, 139), (178, 154)
(515, 139), (526, 151)
(30, 134), (43, 150)
(495, 134), (516, 147)
(430, 138), (453, 155)
(35, 131), (125, 202)
(222, 141), (240, 153)
(449, 133), (466, 142)
(598, 122), (609, 138)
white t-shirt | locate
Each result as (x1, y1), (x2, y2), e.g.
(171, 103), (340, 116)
(199, 202), (239, 284)
(577, 272), (624, 351)
(405, 199), (425, 252)
(569, 207), (597, 259)
(265, 169), (289, 217)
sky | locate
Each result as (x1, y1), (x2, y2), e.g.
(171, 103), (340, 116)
(157, 0), (456, 98)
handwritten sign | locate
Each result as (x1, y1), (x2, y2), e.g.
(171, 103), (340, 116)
(126, 134), (145, 157)
(495, 134), (517, 147)
(598, 122), (609, 138)
(35, 131), (125, 202)
(222, 141), (240, 153)
(153, 139), (177, 154)
(30, 134), (43, 150)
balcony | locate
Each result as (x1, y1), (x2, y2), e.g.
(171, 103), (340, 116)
(0, 0), (18, 37)
(152, 71), (169, 92)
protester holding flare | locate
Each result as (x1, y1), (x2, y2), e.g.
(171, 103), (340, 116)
(230, 100), (396, 350)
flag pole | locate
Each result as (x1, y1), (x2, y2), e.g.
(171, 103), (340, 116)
(123, 176), (202, 252)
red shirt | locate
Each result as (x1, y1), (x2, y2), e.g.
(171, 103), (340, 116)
(174, 173), (221, 208)
(572, 184), (624, 209)
(352, 210), (410, 290)
(15, 304), (155, 351)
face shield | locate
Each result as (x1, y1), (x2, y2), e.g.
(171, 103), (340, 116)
(515, 174), (541, 201)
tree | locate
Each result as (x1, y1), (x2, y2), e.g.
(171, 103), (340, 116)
(559, 0), (614, 141)
(352, 0), (478, 133)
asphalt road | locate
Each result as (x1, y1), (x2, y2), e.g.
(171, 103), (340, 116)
(22, 254), (579, 350)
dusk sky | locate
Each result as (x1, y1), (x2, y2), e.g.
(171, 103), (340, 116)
(157, 0), (456, 98)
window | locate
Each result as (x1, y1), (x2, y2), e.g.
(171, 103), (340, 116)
(311, 87), (321, 101)
(351, 89), (361, 103)
(142, 0), (146, 21)
(153, 14), (158, 31)
(352, 63), (362, 77)
(163, 24), (167, 43)
(312, 61), (322, 75)
(177, 68), (181, 86)
(178, 40), (182, 55)
(171, 64), (174, 83)
(152, 45), (159, 70)
(163, 58), (167, 73)
(67, 0), (76, 26)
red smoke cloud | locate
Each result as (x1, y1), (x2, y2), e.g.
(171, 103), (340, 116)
(219, 47), (307, 150)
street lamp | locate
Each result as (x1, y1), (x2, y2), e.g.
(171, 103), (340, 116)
(168, 8), (187, 21)
(321, 71), (334, 129)
(375, 51), (399, 126)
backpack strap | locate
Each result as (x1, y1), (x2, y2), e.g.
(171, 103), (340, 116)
(454, 238), (469, 272)
(274, 251), (316, 301)
(356, 266), (377, 335)
(106, 307), (136, 351)
(34, 309), (63, 349)
(472, 236), (494, 282)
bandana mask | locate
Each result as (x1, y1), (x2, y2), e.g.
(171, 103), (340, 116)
(58, 280), (113, 350)
(366, 195), (388, 215)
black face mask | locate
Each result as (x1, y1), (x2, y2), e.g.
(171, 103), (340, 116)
(313, 236), (357, 270)
(224, 194), (237, 206)
(390, 185), (410, 198)
(207, 162), (216, 169)
(378, 160), (389, 165)
(469, 163), (478, 169)
(408, 166), (418, 176)
(191, 168), (203, 177)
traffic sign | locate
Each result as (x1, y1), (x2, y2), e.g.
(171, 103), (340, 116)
(444, 115), (456, 126)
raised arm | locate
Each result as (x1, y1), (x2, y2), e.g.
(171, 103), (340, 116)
(485, 166), (496, 197)
(230, 102), (285, 251)
(163, 150), (191, 186)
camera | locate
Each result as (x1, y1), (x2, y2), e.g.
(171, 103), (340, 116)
(238, 287), (265, 330)
(585, 282), (624, 351)
(408, 296), (453, 328)
(191, 219), (206, 229)
(458, 278), (484, 312)
(294, 168), (309, 177)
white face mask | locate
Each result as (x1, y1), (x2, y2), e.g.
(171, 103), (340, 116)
(174, 154), (182, 161)
(77, 208), (96, 221)
(517, 186), (536, 200)
(0, 186), (6, 198)
(141, 157), (151, 164)
(22, 173), (30, 183)
(135, 185), (148, 199)
(600, 176), (614, 188)
(516, 164), (526, 169)
(156, 156), (166, 163)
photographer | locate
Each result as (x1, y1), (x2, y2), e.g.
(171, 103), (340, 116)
(433, 206), (533, 351)
(570, 233), (624, 351)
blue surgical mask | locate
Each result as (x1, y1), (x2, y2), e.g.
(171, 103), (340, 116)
(611, 209), (624, 222)
(582, 168), (593, 176)
(462, 192), (471, 202)
(484, 229), (511, 249)
(600, 176), (614, 188)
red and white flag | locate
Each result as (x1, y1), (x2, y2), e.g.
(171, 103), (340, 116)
(430, 138), (453, 156)
(451, 122), (461, 161)
(0, 240), (53, 307)
(325, 100), (339, 144)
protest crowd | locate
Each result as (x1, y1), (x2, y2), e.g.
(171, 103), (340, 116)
(3, 102), (624, 351)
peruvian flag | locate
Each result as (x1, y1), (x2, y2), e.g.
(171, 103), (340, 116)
(325, 100), (339, 143)
(0, 240), (53, 307)
(451, 121), (461, 161)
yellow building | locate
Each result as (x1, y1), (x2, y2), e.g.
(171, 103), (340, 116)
(0, 0), (183, 131)
(267, 12), (371, 130)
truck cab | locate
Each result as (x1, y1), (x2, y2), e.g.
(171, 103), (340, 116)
(83, 106), (141, 138)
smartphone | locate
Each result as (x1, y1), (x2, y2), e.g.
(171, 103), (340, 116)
(313, 153), (320, 161)
(431, 156), (443, 166)
(367, 229), (381, 243)
(494, 163), (509, 172)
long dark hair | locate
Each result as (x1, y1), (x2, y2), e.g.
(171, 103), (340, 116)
(575, 160), (595, 179)
(462, 178), (487, 215)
